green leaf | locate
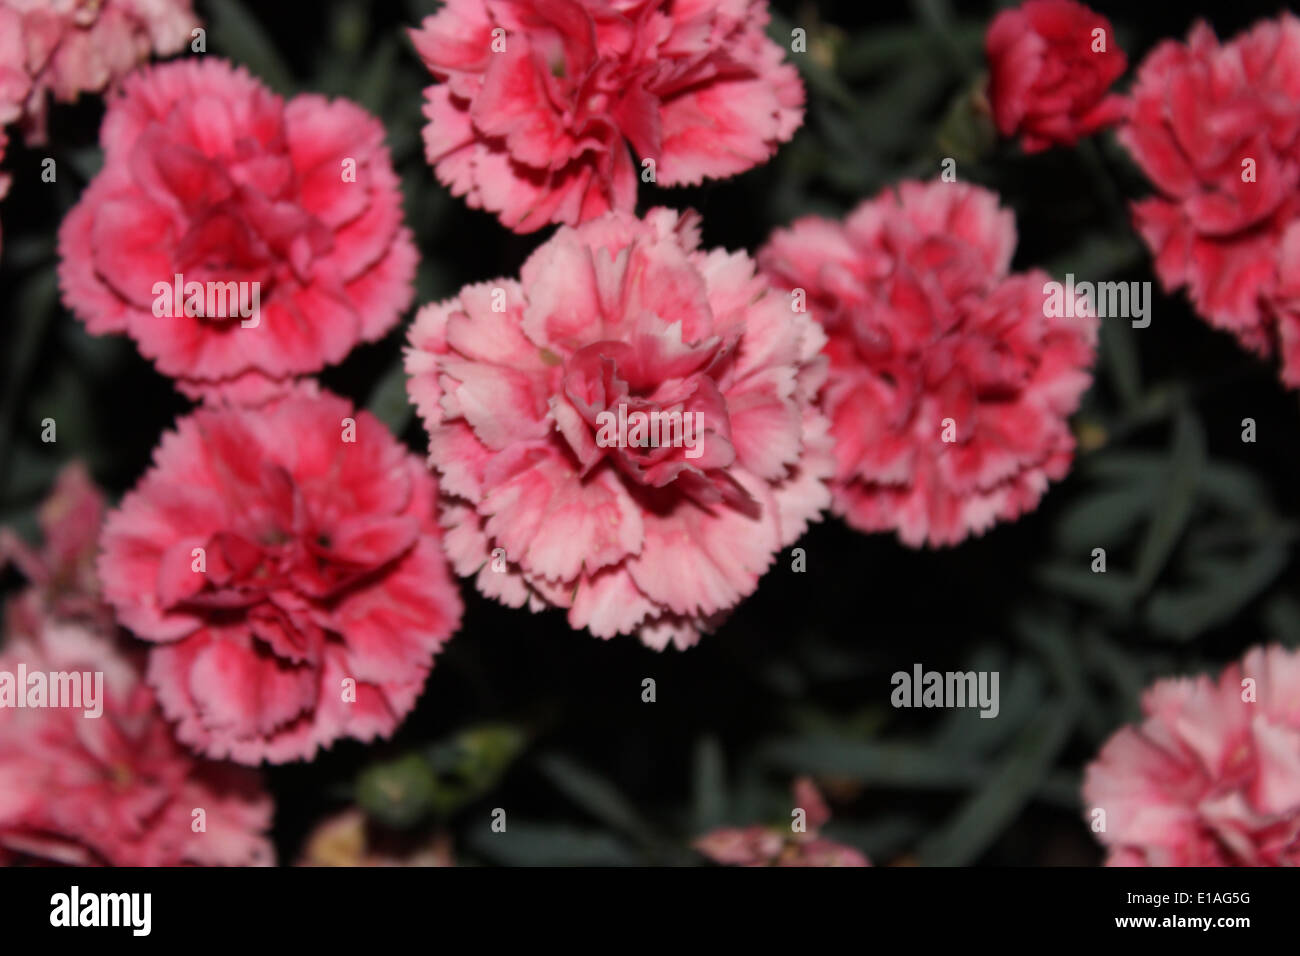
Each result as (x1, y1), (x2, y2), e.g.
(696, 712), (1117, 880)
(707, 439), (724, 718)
(1035, 563), (1137, 613)
(758, 735), (986, 789)
(1145, 542), (1289, 640)
(465, 823), (642, 866)
(917, 703), (1075, 865)
(367, 360), (413, 435)
(534, 753), (665, 854)
(691, 736), (727, 831)
(1132, 409), (1204, 592)
(1054, 484), (1154, 552)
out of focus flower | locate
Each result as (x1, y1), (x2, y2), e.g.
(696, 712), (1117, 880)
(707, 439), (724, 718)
(1083, 644), (1300, 866)
(985, 0), (1127, 153)
(97, 386), (463, 764)
(0, 462), (112, 633)
(1120, 14), (1300, 388)
(2, 0), (199, 144)
(694, 778), (869, 866)
(406, 208), (831, 649)
(0, 615), (274, 866)
(59, 58), (417, 404)
(409, 0), (803, 232)
(298, 809), (455, 867)
(759, 180), (1097, 547)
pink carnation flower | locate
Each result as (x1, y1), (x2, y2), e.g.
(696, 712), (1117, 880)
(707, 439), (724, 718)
(1120, 15), (1300, 387)
(409, 0), (803, 233)
(406, 208), (831, 650)
(1084, 645), (1300, 866)
(0, 462), (112, 633)
(694, 778), (869, 867)
(759, 181), (1098, 547)
(58, 58), (417, 404)
(97, 386), (464, 764)
(2, 0), (199, 143)
(0, 616), (274, 866)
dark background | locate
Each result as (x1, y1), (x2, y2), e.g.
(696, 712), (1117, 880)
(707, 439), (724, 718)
(3, 0), (1299, 865)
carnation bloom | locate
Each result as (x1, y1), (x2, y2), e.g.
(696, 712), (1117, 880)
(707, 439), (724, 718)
(1, 0), (198, 143)
(759, 181), (1098, 547)
(97, 387), (464, 764)
(0, 462), (111, 632)
(694, 778), (869, 866)
(1083, 644), (1300, 866)
(1120, 15), (1300, 387)
(406, 208), (831, 650)
(985, 0), (1127, 153)
(0, 616), (274, 866)
(59, 58), (417, 403)
(409, 0), (803, 233)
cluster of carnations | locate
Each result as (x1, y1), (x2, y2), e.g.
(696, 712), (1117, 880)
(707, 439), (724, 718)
(0, 0), (1296, 867)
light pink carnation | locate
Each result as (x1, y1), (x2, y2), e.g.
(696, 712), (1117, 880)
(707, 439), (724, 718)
(2, 0), (198, 143)
(0, 616), (274, 866)
(409, 0), (804, 233)
(406, 208), (831, 650)
(1084, 644), (1300, 866)
(97, 387), (464, 764)
(58, 58), (417, 404)
(759, 181), (1098, 547)
(694, 778), (869, 866)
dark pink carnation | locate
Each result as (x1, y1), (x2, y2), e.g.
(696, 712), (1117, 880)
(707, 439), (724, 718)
(985, 0), (1127, 153)
(694, 778), (869, 867)
(759, 181), (1098, 547)
(58, 58), (417, 403)
(406, 208), (831, 650)
(410, 0), (803, 233)
(2, 0), (199, 144)
(0, 616), (274, 866)
(1120, 15), (1300, 387)
(97, 387), (463, 764)
(1084, 645), (1300, 866)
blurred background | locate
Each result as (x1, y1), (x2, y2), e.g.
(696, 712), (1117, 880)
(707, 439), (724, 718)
(2, 0), (1298, 865)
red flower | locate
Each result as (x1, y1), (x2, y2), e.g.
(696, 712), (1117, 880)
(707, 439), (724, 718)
(986, 0), (1127, 153)
(760, 181), (1097, 547)
(406, 208), (831, 649)
(0, 608), (274, 866)
(97, 387), (463, 764)
(58, 58), (417, 403)
(1084, 645), (1300, 866)
(409, 0), (803, 233)
(1120, 15), (1300, 386)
